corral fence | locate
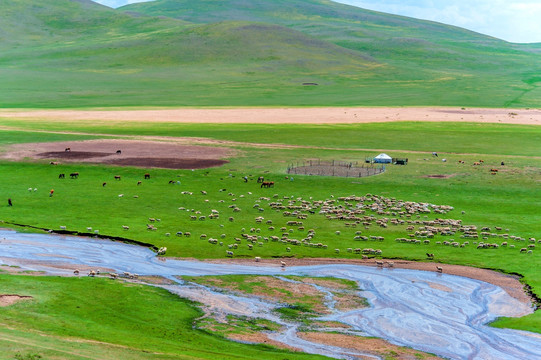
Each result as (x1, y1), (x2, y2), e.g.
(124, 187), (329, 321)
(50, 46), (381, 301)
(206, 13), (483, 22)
(286, 159), (385, 178)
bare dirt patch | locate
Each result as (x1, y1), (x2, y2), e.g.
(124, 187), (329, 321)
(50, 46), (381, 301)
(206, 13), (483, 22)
(423, 174), (456, 179)
(299, 332), (445, 360)
(0, 294), (33, 307)
(227, 332), (301, 352)
(137, 275), (176, 285)
(1, 139), (233, 170)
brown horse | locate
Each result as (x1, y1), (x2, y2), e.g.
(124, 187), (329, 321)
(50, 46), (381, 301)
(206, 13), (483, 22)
(260, 181), (274, 188)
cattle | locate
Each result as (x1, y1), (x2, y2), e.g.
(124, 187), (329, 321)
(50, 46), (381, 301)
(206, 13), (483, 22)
(70, 172), (79, 179)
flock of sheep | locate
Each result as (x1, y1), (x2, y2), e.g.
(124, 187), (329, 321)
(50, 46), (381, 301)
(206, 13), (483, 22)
(128, 190), (536, 266)
(49, 170), (536, 274)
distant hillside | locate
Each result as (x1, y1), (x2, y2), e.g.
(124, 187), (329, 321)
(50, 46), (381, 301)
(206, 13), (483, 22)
(0, 0), (539, 108)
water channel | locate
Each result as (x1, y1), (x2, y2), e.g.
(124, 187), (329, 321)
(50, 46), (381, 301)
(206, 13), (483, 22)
(0, 230), (540, 360)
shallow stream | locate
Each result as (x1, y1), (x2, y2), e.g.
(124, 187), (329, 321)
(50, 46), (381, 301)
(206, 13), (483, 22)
(1, 230), (540, 360)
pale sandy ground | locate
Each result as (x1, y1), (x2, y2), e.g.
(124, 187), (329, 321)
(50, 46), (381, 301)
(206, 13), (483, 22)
(0, 107), (540, 125)
(0, 294), (32, 307)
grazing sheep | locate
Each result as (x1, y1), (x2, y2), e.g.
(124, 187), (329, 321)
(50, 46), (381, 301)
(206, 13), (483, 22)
(88, 270), (96, 277)
(436, 266), (443, 273)
(387, 261), (394, 268)
(122, 225), (129, 230)
(73, 269), (80, 275)
(226, 250), (234, 257)
(110, 273), (118, 279)
(280, 261), (286, 268)
(60, 226), (66, 230)
(375, 260), (384, 267)
(255, 256), (261, 262)
(114, 175), (121, 180)
(157, 247), (167, 255)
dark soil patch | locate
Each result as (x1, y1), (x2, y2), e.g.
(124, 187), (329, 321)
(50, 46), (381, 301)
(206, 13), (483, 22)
(423, 174), (455, 179)
(37, 151), (113, 159)
(104, 157), (229, 169)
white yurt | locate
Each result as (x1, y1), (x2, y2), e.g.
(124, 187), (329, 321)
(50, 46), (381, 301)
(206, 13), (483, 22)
(373, 153), (392, 164)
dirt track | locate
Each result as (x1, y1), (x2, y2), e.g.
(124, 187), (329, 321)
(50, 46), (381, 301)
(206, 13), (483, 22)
(1, 107), (540, 125)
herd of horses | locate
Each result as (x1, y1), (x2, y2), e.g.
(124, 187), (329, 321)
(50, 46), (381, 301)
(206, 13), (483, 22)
(57, 169), (277, 189)
(55, 147), (277, 187)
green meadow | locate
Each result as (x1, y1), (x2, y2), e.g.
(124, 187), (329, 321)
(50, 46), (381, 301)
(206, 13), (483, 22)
(1, 0), (540, 357)
(1, 0), (541, 108)
(0, 120), (539, 347)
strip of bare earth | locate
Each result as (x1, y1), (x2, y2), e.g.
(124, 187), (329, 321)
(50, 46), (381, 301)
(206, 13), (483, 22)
(0, 107), (540, 125)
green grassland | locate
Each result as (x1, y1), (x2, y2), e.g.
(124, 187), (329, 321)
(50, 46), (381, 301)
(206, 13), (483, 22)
(1, 0), (540, 108)
(0, 120), (539, 341)
(1, 0), (540, 356)
(0, 273), (328, 360)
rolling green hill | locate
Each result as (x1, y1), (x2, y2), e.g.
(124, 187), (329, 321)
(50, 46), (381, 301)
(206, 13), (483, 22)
(0, 0), (540, 107)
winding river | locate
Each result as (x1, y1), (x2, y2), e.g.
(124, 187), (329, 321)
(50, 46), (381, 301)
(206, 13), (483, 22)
(1, 230), (540, 360)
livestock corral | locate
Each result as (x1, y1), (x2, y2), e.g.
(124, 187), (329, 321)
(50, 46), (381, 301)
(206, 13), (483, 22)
(287, 159), (385, 177)
(0, 116), (539, 360)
